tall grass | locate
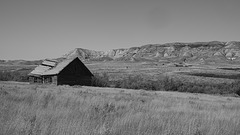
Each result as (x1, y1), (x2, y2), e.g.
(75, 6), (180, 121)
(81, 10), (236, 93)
(0, 83), (240, 135)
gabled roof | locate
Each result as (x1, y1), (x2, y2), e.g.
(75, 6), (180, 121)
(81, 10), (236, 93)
(29, 65), (52, 76)
(28, 57), (84, 76)
(42, 59), (73, 75)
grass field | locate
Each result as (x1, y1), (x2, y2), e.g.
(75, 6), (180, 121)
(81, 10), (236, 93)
(1, 82), (240, 135)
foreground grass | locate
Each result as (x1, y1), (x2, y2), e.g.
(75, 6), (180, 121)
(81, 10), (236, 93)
(0, 82), (240, 135)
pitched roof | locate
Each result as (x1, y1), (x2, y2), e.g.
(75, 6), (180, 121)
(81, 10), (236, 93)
(29, 65), (52, 75)
(29, 57), (80, 76)
(42, 59), (73, 75)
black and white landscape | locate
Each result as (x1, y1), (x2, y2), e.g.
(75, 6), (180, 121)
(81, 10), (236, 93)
(1, 0), (240, 135)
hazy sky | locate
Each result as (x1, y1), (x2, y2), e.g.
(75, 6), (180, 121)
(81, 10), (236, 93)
(1, 0), (240, 60)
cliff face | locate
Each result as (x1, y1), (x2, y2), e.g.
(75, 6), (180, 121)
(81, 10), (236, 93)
(63, 41), (240, 64)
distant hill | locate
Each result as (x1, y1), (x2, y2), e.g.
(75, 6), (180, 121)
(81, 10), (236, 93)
(63, 41), (240, 64)
(3, 41), (240, 65)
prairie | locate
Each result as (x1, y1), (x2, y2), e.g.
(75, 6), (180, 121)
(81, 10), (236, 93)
(86, 61), (240, 85)
(0, 82), (240, 135)
(2, 61), (240, 84)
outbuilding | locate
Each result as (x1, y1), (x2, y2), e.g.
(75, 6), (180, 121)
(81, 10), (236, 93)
(28, 57), (93, 85)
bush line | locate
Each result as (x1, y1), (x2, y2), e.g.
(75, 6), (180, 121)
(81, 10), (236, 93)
(91, 73), (240, 96)
(1, 71), (239, 96)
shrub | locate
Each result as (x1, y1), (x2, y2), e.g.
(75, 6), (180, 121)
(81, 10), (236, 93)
(0, 71), (28, 82)
(115, 75), (157, 90)
(161, 77), (182, 91)
(230, 80), (240, 96)
(117, 75), (240, 95)
(91, 73), (110, 87)
(114, 75), (179, 91)
(236, 89), (240, 96)
(91, 73), (240, 96)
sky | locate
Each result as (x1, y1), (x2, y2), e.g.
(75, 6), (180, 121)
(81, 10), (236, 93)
(0, 0), (240, 60)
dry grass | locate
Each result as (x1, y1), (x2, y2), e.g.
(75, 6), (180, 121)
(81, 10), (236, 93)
(0, 82), (240, 135)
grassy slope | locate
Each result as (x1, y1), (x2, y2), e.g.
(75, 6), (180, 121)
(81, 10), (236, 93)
(0, 82), (240, 135)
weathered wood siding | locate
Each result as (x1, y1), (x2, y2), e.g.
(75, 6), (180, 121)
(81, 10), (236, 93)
(57, 58), (93, 86)
(29, 76), (34, 84)
(52, 76), (58, 85)
(29, 76), (43, 84)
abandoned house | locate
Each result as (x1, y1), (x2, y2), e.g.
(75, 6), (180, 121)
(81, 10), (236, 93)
(28, 57), (93, 85)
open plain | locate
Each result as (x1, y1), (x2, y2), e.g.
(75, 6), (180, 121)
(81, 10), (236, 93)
(0, 82), (240, 135)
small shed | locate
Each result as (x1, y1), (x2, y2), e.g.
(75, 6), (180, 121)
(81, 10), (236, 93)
(28, 57), (93, 85)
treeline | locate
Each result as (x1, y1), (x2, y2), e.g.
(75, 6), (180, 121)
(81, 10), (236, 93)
(1, 70), (240, 96)
(91, 73), (240, 96)
(0, 71), (29, 82)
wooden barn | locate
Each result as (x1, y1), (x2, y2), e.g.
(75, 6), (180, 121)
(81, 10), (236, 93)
(28, 57), (93, 85)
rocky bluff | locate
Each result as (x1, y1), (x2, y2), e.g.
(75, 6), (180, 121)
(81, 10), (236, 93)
(64, 41), (240, 64)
